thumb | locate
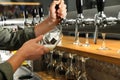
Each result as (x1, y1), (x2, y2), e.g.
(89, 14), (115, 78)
(34, 35), (43, 43)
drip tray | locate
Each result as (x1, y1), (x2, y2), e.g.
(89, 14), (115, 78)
(14, 66), (42, 80)
(18, 75), (33, 80)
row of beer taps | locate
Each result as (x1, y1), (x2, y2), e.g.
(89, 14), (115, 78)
(61, 0), (120, 44)
(0, 0), (120, 44)
(0, 5), (44, 27)
(23, 5), (44, 26)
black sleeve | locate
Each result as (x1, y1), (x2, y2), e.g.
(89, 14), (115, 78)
(0, 27), (35, 50)
(0, 62), (14, 80)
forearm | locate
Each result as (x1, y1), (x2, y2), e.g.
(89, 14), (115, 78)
(7, 51), (25, 72)
(34, 0), (67, 37)
(34, 17), (60, 37)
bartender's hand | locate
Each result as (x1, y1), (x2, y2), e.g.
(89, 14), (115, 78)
(18, 35), (49, 60)
(49, 0), (67, 22)
(8, 35), (49, 71)
(34, 0), (67, 37)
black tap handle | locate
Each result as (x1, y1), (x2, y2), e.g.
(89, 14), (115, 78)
(52, 0), (59, 11)
(76, 0), (83, 14)
(52, 0), (63, 19)
(96, 0), (105, 12)
(24, 10), (28, 18)
(55, 4), (59, 11)
(38, 5), (44, 18)
(55, 4), (61, 19)
(32, 8), (37, 18)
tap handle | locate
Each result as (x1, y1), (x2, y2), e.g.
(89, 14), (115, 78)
(24, 6), (28, 19)
(55, 4), (62, 19)
(38, 5), (44, 18)
(96, 0), (105, 12)
(32, 8), (37, 18)
(76, 0), (83, 14)
(53, 0), (65, 22)
(24, 10), (28, 18)
(55, 4), (59, 11)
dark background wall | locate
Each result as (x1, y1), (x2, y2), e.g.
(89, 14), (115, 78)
(0, 0), (119, 35)
(4, 0), (119, 15)
(37, 0), (120, 15)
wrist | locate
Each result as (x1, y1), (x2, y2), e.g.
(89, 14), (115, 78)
(7, 50), (26, 71)
(47, 16), (60, 25)
(13, 49), (27, 61)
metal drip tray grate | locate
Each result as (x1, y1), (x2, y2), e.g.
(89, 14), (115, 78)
(14, 66), (42, 80)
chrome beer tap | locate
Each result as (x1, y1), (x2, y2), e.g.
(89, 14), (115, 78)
(0, 14), (7, 26)
(73, 0), (84, 45)
(61, 0), (85, 26)
(31, 8), (38, 25)
(60, 0), (85, 45)
(94, 0), (120, 44)
(61, 0), (95, 45)
(74, 0), (94, 45)
(23, 9), (29, 25)
(93, 0), (106, 44)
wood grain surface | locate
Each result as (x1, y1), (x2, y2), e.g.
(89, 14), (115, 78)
(56, 36), (120, 66)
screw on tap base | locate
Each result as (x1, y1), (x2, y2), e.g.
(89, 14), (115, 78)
(82, 43), (90, 47)
(73, 40), (82, 46)
(97, 46), (110, 50)
(117, 49), (120, 53)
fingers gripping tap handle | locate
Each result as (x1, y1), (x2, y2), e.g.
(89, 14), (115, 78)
(53, 0), (59, 10)
(76, 0), (83, 14)
(55, 1), (62, 20)
(96, 0), (105, 12)
(55, 4), (59, 11)
(54, 0), (64, 21)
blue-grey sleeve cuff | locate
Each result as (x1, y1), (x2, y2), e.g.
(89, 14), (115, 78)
(0, 61), (14, 80)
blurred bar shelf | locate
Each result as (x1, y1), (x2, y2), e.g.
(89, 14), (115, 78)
(0, 2), (40, 5)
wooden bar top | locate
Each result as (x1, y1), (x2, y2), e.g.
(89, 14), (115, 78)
(56, 36), (120, 66)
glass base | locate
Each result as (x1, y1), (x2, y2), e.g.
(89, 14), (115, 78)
(117, 50), (120, 53)
(82, 43), (90, 47)
(98, 46), (110, 50)
(73, 42), (82, 46)
(77, 72), (88, 80)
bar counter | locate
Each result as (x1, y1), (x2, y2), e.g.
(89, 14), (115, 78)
(56, 36), (120, 66)
(35, 35), (120, 80)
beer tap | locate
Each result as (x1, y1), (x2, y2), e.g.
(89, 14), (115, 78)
(94, 0), (120, 44)
(73, 0), (84, 45)
(23, 9), (29, 26)
(61, 0), (94, 45)
(31, 8), (38, 25)
(38, 4), (44, 22)
(73, 0), (95, 45)
(1, 14), (7, 26)
(93, 0), (106, 44)
(61, 0), (84, 27)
